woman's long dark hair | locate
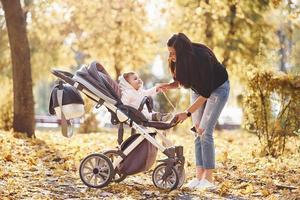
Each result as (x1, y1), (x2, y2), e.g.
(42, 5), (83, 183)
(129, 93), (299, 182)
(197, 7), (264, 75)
(167, 33), (194, 88)
(167, 33), (217, 88)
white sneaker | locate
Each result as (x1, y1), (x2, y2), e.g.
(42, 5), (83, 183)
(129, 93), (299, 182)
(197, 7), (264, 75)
(186, 178), (201, 189)
(195, 179), (217, 190)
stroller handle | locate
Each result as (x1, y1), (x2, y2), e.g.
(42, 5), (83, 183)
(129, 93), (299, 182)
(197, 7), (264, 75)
(144, 116), (179, 130)
(51, 69), (76, 86)
(169, 115), (179, 127)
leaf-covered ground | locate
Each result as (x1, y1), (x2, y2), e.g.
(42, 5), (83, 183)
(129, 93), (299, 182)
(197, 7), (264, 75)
(0, 128), (299, 200)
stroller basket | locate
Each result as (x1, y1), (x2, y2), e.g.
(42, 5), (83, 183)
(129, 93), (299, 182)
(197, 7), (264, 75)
(119, 133), (157, 175)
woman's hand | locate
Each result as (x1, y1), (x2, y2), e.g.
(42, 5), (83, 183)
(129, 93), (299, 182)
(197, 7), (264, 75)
(156, 81), (180, 92)
(175, 112), (188, 123)
(156, 83), (170, 93)
(195, 124), (204, 136)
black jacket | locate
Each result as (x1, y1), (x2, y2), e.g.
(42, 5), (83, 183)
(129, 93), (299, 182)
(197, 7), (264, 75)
(190, 44), (228, 98)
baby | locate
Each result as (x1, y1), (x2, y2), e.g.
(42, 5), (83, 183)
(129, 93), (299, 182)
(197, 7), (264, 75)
(118, 72), (172, 122)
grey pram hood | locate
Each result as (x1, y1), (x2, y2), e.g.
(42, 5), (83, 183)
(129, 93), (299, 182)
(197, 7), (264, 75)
(74, 62), (122, 106)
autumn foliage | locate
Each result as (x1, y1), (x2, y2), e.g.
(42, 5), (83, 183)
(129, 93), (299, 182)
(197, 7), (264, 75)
(244, 69), (300, 157)
(0, 129), (299, 199)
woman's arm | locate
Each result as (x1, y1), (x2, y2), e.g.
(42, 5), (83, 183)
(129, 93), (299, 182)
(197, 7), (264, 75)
(156, 81), (179, 92)
(186, 95), (207, 114)
(175, 95), (207, 123)
(167, 81), (180, 89)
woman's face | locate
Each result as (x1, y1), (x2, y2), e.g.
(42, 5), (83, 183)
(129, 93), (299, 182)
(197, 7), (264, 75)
(127, 73), (143, 90)
(168, 46), (176, 62)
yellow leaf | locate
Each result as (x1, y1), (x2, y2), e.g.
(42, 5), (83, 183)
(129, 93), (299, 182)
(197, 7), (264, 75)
(243, 184), (254, 194)
(218, 181), (231, 195)
(28, 157), (37, 165)
(54, 169), (65, 176)
(4, 154), (13, 162)
(261, 188), (271, 197)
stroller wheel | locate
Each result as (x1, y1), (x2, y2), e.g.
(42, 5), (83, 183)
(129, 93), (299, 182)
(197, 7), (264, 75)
(79, 153), (114, 188)
(152, 163), (179, 190)
(175, 164), (185, 188)
(103, 150), (127, 183)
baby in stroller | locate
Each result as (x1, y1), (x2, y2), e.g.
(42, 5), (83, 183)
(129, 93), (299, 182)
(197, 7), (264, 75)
(119, 72), (173, 122)
(50, 61), (185, 190)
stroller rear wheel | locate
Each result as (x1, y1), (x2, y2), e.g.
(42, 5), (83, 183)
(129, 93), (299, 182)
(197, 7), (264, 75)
(103, 150), (127, 183)
(152, 163), (179, 190)
(79, 153), (114, 188)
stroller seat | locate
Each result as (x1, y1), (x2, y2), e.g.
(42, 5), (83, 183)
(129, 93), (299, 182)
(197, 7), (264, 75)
(72, 63), (178, 130)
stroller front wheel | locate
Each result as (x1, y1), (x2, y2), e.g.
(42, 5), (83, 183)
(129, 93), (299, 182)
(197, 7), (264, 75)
(152, 163), (179, 190)
(79, 153), (114, 188)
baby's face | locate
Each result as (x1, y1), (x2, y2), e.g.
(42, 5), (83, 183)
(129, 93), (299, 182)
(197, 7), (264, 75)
(127, 73), (143, 90)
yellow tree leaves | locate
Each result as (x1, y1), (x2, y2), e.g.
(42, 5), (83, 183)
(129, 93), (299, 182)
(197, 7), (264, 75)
(244, 69), (300, 157)
(51, 0), (158, 79)
(1, 0), (159, 83)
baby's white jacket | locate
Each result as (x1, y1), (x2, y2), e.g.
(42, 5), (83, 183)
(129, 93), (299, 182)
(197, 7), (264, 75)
(118, 75), (157, 119)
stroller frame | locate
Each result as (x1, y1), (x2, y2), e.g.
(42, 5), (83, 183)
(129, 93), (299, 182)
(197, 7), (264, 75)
(51, 64), (185, 190)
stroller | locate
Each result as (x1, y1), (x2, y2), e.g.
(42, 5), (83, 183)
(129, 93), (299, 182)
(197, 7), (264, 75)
(50, 61), (185, 190)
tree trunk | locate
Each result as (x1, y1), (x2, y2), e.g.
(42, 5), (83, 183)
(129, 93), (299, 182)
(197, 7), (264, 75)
(1, 0), (35, 137)
(114, 62), (121, 80)
(277, 29), (288, 73)
(113, 18), (122, 80)
(276, 0), (293, 73)
(204, 0), (213, 48)
(222, 2), (237, 68)
(113, 34), (122, 79)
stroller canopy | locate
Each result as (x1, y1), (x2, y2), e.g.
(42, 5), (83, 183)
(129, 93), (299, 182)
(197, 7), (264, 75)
(74, 62), (122, 106)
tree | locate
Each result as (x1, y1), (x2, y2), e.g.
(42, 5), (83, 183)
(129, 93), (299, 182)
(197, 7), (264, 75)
(168, 0), (276, 80)
(60, 0), (158, 79)
(1, 0), (35, 137)
(272, 0), (300, 74)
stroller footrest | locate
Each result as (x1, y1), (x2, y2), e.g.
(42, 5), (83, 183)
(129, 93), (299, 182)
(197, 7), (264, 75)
(157, 158), (176, 165)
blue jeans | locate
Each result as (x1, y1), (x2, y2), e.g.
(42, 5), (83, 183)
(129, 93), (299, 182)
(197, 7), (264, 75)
(191, 80), (230, 169)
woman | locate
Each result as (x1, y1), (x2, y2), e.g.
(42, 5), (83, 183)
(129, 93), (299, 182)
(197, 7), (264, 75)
(158, 33), (230, 189)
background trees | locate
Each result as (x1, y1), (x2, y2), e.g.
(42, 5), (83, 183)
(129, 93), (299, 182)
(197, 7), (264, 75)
(0, 0), (299, 150)
(50, 0), (158, 79)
